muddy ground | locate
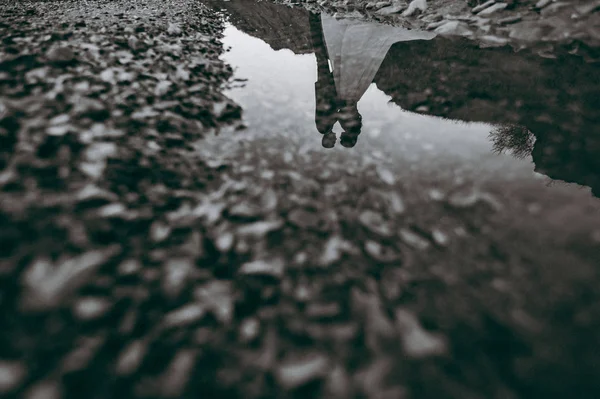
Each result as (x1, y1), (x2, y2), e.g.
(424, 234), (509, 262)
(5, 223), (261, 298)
(1, 0), (600, 399)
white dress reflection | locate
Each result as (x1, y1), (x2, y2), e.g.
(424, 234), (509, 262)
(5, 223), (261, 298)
(311, 14), (435, 148)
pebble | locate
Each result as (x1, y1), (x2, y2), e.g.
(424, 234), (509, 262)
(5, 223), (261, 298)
(287, 208), (321, 229)
(359, 210), (394, 237)
(364, 240), (402, 263)
(215, 231), (235, 252)
(431, 228), (450, 246)
(276, 353), (330, 390)
(472, 0), (496, 13)
(24, 379), (62, 399)
(376, 4), (406, 15)
(239, 258), (285, 279)
(73, 296), (111, 321)
(399, 228), (431, 250)
(237, 219), (283, 237)
(447, 189), (480, 208)
(115, 340), (148, 376)
(403, 0), (428, 16)
(395, 309), (448, 358)
(434, 20), (473, 36)
(194, 280), (234, 324)
(498, 14), (522, 25)
(376, 166), (396, 185)
(239, 317), (261, 343)
(161, 350), (198, 398)
(167, 22), (182, 36)
(46, 46), (76, 65)
(162, 257), (193, 300)
(477, 2), (508, 15)
(163, 303), (207, 328)
(305, 302), (341, 319)
(535, 0), (552, 8)
(118, 258), (142, 276)
(0, 360), (26, 394)
(317, 235), (351, 267)
(61, 336), (105, 373)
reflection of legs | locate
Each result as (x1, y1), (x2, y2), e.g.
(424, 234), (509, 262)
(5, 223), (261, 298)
(339, 102), (362, 148)
(309, 13), (338, 135)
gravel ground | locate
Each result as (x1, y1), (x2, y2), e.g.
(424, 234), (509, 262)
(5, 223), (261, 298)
(272, 0), (600, 59)
(1, 1), (600, 399)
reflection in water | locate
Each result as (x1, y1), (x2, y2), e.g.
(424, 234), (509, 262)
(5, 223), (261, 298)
(211, 0), (600, 198)
(309, 13), (435, 148)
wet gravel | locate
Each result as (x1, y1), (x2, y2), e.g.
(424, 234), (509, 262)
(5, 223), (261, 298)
(273, 0), (600, 59)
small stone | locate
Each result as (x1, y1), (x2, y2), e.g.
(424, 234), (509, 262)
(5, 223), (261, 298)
(167, 23), (182, 36)
(237, 220), (283, 237)
(431, 228), (449, 246)
(46, 46), (76, 65)
(161, 350), (198, 398)
(477, 2), (507, 15)
(46, 125), (71, 136)
(535, 0), (551, 7)
(403, 0), (428, 16)
(376, 167), (396, 185)
(428, 188), (445, 201)
(434, 20), (473, 36)
(323, 364), (351, 398)
(317, 235), (352, 267)
(215, 232), (235, 252)
(359, 210), (394, 237)
(472, 0), (496, 13)
(128, 36), (140, 51)
(306, 302), (341, 319)
(61, 336), (105, 373)
(116, 340), (147, 376)
(498, 14), (522, 25)
(73, 297), (111, 321)
(118, 259), (141, 276)
(399, 228), (431, 250)
(377, 4), (406, 15)
(150, 221), (171, 242)
(447, 189), (480, 208)
(276, 353), (330, 390)
(162, 258), (193, 301)
(288, 208), (321, 229)
(374, 1), (392, 9)
(194, 280), (234, 324)
(155, 80), (172, 97)
(239, 318), (261, 343)
(24, 379), (62, 399)
(229, 202), (262, 219)
(395, 309), (448, 358)
(163, 303), (207, 328)
(364, 241), (401, 263)
(0, 360), (26, 394)
(239, 258), (285, 279)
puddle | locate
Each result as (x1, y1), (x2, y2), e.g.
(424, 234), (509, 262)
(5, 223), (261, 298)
(200, 0), (600, 255)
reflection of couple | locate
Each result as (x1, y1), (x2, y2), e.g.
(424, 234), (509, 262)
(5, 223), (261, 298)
(309, 13), (435, 148)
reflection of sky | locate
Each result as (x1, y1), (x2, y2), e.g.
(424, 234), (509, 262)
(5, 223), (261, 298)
(220, 25), (530, 178)
(216, 23), (599, 207)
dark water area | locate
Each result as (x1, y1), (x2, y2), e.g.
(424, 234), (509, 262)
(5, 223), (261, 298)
(213, 0), (600, 198)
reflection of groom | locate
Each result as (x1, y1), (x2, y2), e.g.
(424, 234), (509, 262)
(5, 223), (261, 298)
(309, 12), (436, 148)
(310, 13), (362, 149)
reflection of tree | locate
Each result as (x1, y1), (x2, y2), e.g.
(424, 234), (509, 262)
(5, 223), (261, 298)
(489, 124), (535, 159)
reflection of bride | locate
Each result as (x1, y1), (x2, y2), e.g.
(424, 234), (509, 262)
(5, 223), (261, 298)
(310, 13), (435, 148)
